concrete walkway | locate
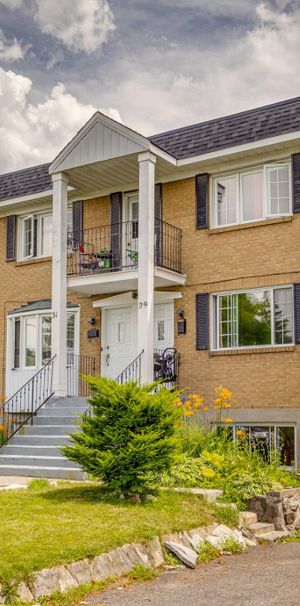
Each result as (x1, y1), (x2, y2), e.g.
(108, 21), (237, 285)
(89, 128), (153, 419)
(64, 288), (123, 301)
(93, 542), (300, 606)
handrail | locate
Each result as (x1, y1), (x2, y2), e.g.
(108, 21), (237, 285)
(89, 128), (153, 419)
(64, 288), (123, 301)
(83, 351), (144, 419)
(115, 350), (144, 385)
(0, 355), (55, 447)
(67, 353), (96, 397)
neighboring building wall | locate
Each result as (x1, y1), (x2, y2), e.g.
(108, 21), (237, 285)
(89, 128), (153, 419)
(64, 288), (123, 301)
(162, 175), (300, 410)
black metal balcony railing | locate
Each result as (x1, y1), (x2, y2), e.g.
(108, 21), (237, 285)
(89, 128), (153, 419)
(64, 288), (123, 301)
(67, 219), (182, 278)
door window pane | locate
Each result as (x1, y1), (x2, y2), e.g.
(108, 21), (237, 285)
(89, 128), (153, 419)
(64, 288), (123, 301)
(268, 165), (290, 215)
(216, 176), (237, 226)
(274, 288), (293, 344)
(241, 171), (263, 222)
(67, 315), (75, 353)
(157, 320), (165, 342)
(25, 316), (37, 367)
(41, 315), (51, 364)
(14, 318), (20, 369)
(276, 426), (295, 466)
(41, 215), (52, 257)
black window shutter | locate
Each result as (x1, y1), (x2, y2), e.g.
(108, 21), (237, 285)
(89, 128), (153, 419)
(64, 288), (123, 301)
(72, 200), (83, 247)
(196, 173), (209, 229)
(292, 153), (300, 213)
(110, 192), (122, 269)
(154, 183), (163, 266)
(196, 293), (209, 350)
(6, 215), (16, 261)
(294, 284), (300, 343)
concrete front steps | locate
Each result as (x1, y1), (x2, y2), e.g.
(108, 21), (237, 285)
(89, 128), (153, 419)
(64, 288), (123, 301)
(0, 397), (88, 480)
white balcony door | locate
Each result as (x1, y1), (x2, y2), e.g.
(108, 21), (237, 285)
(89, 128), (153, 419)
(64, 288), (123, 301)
(124, 194), (139, 267)
(103, 306), (134, 379)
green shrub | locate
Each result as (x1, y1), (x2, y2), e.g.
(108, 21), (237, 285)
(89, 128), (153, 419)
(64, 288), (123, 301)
(62, 377), (180, 495)
(162, 424), (300, 507)
(197, 542), (220, 563)
(221, 537), (244, 554)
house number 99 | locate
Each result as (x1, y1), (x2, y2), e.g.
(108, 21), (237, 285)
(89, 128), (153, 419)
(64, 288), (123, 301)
(138, 301), (148, 309)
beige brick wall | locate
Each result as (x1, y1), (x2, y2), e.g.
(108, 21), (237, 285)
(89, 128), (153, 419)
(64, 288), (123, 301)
(0, 196), (111, 395)
(162, 176), (300, 409)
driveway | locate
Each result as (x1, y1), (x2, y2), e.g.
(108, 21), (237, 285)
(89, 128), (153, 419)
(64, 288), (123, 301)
(92, 542), (300, 606)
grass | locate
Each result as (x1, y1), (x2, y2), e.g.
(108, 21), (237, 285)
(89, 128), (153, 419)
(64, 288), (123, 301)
(197, 542), (220, 563)
(213, 504), (239, 528)
(0, 482), (215, 581)
(221, 537), (244, 554)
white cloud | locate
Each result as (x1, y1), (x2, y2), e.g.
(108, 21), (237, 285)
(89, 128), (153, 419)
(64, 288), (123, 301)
(0, 30), (26, 61)
(34, 0), (115, 54)
(0, 0), (23, 8)
(0, 68), (121, 172)
(106, 1), (300, 135)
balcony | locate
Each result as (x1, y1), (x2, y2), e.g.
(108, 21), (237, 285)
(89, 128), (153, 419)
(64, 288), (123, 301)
(67, 219), (185, 295)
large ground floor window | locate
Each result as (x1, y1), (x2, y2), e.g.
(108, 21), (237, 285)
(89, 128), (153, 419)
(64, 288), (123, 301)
(233, 424), (295, 467)
(10, 310), (78, 371)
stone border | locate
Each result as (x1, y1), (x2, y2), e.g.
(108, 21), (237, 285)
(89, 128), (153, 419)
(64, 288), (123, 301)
(0, 524), (219, 603)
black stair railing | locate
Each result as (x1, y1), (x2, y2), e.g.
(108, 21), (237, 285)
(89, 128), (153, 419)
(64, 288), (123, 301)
(66, 354), (96, 397)
(153, 347), (178, 389)
(0, 356), (55, 447)
(115, 350), (144, 385)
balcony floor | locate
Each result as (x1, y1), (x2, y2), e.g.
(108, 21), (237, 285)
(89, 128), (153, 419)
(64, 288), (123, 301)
(67, 266), (186, 295)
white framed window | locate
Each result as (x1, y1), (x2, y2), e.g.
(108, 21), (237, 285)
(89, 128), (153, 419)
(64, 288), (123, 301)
(18, 212), (52, 260)
(212, 162), (291, 227)
(233, 424), (296, 468)
(213, 286), (294, 350)
(10, 310), (78, 370)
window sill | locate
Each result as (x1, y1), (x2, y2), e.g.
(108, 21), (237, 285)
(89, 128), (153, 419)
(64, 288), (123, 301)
(209, 215), (293, 235)
(210, 345), (295, 357)
(15, 256), (52, 267)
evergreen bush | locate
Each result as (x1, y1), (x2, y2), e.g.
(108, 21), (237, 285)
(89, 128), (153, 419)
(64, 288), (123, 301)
(62, 377), (180, 495)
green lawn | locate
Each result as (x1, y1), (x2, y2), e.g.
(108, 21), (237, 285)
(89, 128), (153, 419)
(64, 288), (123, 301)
(0, 483), (215, 579)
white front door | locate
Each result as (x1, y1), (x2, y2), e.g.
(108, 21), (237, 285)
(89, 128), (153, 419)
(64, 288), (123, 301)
(103, 306), (134, 379)
(154, 303), (174, 351)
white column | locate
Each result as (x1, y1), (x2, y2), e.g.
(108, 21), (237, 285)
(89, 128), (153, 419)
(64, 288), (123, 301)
(51, 172), (68, 397)
(138, 151), (156, 384)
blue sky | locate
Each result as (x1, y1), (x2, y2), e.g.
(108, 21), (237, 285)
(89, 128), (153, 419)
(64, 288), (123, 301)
(0, 0), (299, 172)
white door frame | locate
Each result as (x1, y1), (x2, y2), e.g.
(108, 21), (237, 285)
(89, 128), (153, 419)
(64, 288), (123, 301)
(99, 291), (181, 378)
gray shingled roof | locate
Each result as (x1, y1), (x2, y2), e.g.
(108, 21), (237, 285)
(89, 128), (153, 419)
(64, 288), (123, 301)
(1, 96), (300, 202)
(149, 96), (300, 159)
(8, 300), (79, 315)
(0, 163), (51, 202)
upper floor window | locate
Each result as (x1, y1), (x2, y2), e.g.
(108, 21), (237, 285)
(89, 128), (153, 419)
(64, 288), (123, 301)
(213, 163), (291, 227)
(18, 212), (52, 260)
(18, 208), (73, 261)
(213, 286), (293, 350)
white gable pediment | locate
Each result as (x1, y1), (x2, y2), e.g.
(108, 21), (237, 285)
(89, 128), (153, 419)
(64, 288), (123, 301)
(50, 112), (150, 174)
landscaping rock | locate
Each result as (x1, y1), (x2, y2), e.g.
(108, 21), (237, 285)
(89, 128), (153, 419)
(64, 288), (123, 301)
(239, 511), (258, 528)
(67, 559), (92, 585)
(147, 537), (164, 567)
(121, 542), (153, 569)
(32, 568), (61, 598)
(257, 530), (290, 544)
(56, 566), (79, 593)
(244, 538), (257, 548)
(249, 488), (300, 532)
(248, 522), (275, 537)
(206, 524), (246, 549)
(17, 583), (34, 602)
(164, 541), (198, 569)
(186, 529), (205, 552)
(174, 487), (223, 503)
